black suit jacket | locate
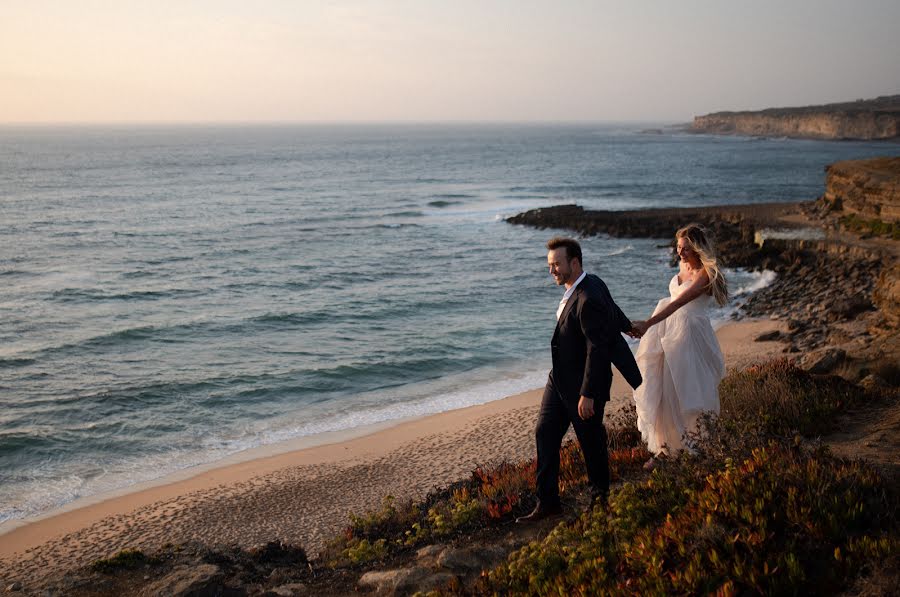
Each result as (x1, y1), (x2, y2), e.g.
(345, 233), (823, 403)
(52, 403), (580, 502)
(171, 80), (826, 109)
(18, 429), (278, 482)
(550, 274), (642, 404)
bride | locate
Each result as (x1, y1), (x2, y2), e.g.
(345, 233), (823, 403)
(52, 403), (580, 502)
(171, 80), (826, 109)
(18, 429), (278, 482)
(630, 224), (728, 467)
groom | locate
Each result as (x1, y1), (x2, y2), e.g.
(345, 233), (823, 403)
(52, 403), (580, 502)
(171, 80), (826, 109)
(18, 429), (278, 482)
(517, 237), (641, 522)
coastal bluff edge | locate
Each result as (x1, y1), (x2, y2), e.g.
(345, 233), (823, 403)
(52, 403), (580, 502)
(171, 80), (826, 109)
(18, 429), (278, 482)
(689, 94), (900, 140)
(506, 156), (899, 379)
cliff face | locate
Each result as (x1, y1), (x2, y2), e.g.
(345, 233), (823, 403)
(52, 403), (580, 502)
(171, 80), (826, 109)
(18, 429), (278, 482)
(692, 111), (900, 140)
(820, 157), (900, 222)
(690, 95), (900, 140)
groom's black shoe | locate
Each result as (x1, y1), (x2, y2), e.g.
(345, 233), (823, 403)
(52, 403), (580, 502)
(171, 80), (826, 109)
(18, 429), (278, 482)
(516, 501), (563, 524)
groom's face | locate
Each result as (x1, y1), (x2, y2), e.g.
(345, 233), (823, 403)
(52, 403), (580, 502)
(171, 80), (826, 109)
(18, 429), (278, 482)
(547, 248), (576, 286)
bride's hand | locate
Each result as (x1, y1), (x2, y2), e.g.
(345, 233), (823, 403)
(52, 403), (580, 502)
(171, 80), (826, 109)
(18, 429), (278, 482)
(631, 321), (649, 337)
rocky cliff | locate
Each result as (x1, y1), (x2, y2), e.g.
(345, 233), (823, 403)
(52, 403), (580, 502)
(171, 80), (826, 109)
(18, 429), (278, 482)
(506, 197), (899, 377)
(690, 95), (900, 140)
(818, 157), (900, 222)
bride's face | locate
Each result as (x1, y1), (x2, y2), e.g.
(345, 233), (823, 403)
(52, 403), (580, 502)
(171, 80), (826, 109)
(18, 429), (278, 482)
(676, 237), (700, 267)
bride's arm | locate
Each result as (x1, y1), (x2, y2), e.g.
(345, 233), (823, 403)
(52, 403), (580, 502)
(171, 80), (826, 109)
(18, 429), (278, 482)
(633, 270), (710, 335)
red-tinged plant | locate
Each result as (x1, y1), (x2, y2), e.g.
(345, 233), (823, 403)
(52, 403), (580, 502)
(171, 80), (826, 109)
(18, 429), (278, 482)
(609, 446), (652, 481)
(479, 443), (898, 596)
(324, 360), (898, 586)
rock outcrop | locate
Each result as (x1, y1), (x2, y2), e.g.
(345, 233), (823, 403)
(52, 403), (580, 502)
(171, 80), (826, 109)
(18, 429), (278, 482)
(356, 543), (508, 595)
(690, 95), (900, 140)
(817, 157), (900, 222)
(506, 196), (898, 380)
(874, 262), (900, 326)
(505, 201), (812, 269)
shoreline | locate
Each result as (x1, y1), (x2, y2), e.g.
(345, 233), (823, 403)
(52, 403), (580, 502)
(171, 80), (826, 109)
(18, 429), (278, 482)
(0, 319), (788, 576)
(0, 295), (759, 540)
(0, 416), (418, 535)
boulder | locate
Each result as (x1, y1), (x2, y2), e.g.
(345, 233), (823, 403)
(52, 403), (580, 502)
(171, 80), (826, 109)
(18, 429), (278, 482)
(787, 319), (806, 331)
(357, 564), (463, 595)
(754, 330), (781, 342)
(357, 566), (431, 594)
(436, 548), (483, 572)
(873, 263), (900, 326)
(414, 544), (445, 564)
(830, 295), (874, 321)
(859, 374), (889, 390)
(416, 572), (460, 592)
(139, 564), (224, 597)
(435, 546), (507, 573)
(802, 348), (847, 374)
(265, 583), (308, 596)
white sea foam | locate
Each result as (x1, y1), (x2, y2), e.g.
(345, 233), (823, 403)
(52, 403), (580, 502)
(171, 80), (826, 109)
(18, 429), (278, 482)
(732, 269), (777, 296)
(602, 244), (634, 257)
(707, 269), (778, 328)
(0, 364), (552, 524)
(255, 366), (550, 445)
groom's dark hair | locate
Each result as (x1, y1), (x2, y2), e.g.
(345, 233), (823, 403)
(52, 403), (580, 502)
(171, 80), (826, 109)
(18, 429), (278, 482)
(547, 237), (582, 266)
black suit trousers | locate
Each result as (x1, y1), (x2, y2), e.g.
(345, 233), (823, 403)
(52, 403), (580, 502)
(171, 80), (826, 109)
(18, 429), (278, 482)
(535, 373), (609, 507)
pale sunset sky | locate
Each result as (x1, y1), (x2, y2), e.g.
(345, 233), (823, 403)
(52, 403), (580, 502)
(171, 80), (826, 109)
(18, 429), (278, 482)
(2, 0), (899, 123)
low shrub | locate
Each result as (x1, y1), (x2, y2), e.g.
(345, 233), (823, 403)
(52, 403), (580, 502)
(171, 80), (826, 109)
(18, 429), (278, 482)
(323, 437), (646, 567)
(475, 360), (898, 595)
(321, 495), (419, 565)
(347, 495), (421, 542)
(343, 538), (387, 565)
(693, 359), (871, 466)
(606, 402), (643, 451)
(324, 360), (896, 592)
(839, 213), (900, 240)
(480, 444), (898, 595)
(720, 359), (866, 436)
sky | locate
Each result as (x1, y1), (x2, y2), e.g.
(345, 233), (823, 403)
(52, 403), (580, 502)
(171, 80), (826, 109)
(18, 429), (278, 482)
(2, 0), (899, 123)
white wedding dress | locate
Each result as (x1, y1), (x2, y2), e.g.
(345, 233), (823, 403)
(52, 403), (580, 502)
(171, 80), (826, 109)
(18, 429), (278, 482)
(633, 274), (725, 455)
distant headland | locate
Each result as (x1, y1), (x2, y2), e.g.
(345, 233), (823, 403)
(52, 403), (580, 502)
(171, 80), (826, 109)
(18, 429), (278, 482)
(688, 94), (900, 140)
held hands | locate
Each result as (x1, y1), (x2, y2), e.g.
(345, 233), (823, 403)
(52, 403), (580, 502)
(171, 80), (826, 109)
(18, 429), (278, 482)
(628, 321), (650, 338)
(578, 395), (594, 420)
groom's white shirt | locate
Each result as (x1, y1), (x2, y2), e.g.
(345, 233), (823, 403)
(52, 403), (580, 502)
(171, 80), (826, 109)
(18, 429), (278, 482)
(556, 271), (587, 320)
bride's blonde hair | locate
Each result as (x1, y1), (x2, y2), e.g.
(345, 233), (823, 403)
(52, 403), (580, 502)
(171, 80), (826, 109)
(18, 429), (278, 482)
(676, 224), (728, 306)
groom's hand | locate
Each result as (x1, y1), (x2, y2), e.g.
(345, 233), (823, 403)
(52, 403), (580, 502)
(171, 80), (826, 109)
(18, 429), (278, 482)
(631, 321), (649, 337)
(578, 396), (595, 419)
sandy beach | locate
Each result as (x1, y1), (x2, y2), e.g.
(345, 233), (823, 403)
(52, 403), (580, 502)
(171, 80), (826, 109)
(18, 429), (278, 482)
(0, 318), (787, 583)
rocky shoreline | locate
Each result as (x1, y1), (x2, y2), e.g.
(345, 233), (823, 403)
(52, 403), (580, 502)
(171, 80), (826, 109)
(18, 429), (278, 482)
(507, 196), (899, 383)
(506, 201), (811, 269)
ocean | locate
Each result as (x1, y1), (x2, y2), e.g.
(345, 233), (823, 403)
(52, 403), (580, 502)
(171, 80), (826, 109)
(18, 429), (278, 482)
(0, 123), (894, 524)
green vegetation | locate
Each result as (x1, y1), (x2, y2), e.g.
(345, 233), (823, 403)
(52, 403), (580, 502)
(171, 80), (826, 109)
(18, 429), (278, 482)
(323, 446), (652, 567)
(479, 360), (898, 595)
(322, 409), (650, 567)
(324, 360), (898, 594)
(840, 213), (900, 240)
(481, 444), (896, 595)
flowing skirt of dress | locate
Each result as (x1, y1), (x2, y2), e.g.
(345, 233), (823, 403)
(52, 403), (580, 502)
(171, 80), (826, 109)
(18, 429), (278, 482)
(633, 295), (725, 455)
